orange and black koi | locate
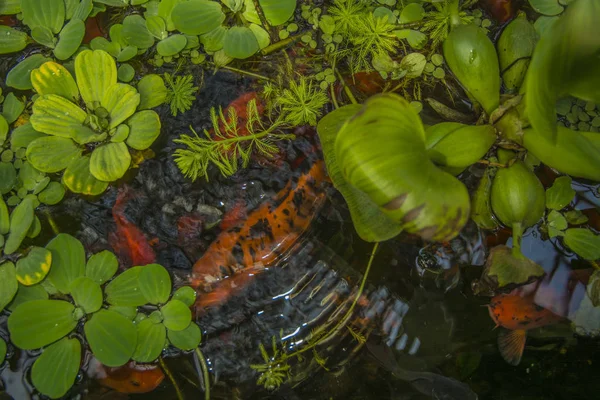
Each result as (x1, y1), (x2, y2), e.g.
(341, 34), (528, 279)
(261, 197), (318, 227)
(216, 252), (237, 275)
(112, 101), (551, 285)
(88, 358), (165, 394)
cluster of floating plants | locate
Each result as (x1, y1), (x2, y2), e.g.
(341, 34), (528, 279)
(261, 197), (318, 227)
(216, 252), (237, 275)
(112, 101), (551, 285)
(0, 0), (599, 398)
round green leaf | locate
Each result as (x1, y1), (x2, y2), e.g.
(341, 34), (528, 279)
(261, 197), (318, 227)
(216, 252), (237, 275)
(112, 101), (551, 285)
(122, 15), (155, 49)
(46, 233), (86, 294)
(160, 299), (191, 331)
(75, 50), (118, 110)
(167, 322), (201, 350)
(223, 26), (259, 59)
(108, 305), (138, 320)
(38, 182), (66, 205)
(172, 286), (196, 307)
(26, 136), (82, 173)
(101, 83), (140, 129)
(146, 15), (168, 40)
(200, 25), (227, 52)
(139, 264), (171, 305)
(399, 3), (424, 23)
(564, 228), (600, 261)
(8, 283), (48, 311)
(0, 261), (18, 312)
(54, 19), (85, 60)
(0, 197), (9, 234)
(10, 123), (47, 151)
(157, 34), (187, 56)
(116, 45), (138, 62)
(132, 318), (166, 362)
(0, 26), (28, 55)
(2, 93), (25, 125)
(4, 196), (35, 255)
(249, 23), (270, 49)
(171, 0), (225, 35)
(16, 246), (52, 286)
(31, 337), (81, 399)
(258, 0), (295, 26)
(62, 155), (109, 196)
(117, 64), (135, 83)
(528, 0), (564, 15)
(85, 309), (137, 367)
(545, 176), (575, 210)
(137, 74), (167, 110)
(21, 0), (65, 34)
(6, 54), (51, 90)
(90, 142), (131, 182)
(105, 266), (147, 306)
(0, 162), (17, 195)
(86, 250), (118, 285)
(70, 276), (102, 314)
(31, 62), (79, 101)
(126, 110), (161, 150)
(8, 300), (77, 349)
(31, 26), (56, 48)
(0, 338), (6, 364)
(30, 94), (87, 138)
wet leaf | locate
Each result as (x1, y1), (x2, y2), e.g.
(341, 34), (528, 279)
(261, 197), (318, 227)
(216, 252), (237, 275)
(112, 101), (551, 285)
(137, 74), (167, 110)
(38, 182), (66, 205)
(21, 0), (65, 34)
(132, 318), (166, 362)
(546, 210), (567, 238)
(46, 233), (86, 294)
(54, 19), (85, 60)
(4, 196), (35, 255)
(259, 0), (296, 26)
(8, 299), (77, 349)
(105, 266), (147, 306)
(75, 50), (118, 110)
(160, 299), (191, 331)
(62, 155), (109, 196)
(90, 142), (131, 182)
(8, 283), (48, 311)
(101, 83), (140, 129)
(172, 286), (196, 307)
(30, 61), (79, 101)
(139, 264), (171, 305)
(86, 250), (118, 285)
(564, 210), (588, 225)
(399, 52), (426, 78)
(563, 228), (600, 260)
(157, 34), (187, 56)
(31, 337), (80, 399)
(16, 247), (52, 286)
(0, 262), (18, 312)
(0, 26), (28, 55)
(85, 309), (136, 367)
(479, 245), (545, 290)
(125, 110), (161, 150)
(6, 54), (51, 90)
(171, 0), (225, 35)
(27, 136), (82, 173)
(167, 322), (201, 350)
(70, 276), (102, 314)
(122, 15), (155, 49)
(545, 176), (575, 210)
(224, 26), (259, 59)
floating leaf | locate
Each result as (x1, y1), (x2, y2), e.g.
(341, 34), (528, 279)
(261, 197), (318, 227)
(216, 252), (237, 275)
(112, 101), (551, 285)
(161, 299), (191, 331)
(0, 262), (18, 312)
(75, 50), (118, 110)
(31, 62), (79, 101)
(0, 26), (28, 55)
(139, 264), (171, 305)
(476, 245), (545, 292)
(38, 182), (66, 205)
(101, 83), (140, 129)
(564, 210), (589, 225)
(4, 196), (35, 255)
(132, 318), (166, 362)
(0, 0), (21, 14)
(90, 142), (131, 182)
(0, 162), (17, 195)
(54, 19), (85, 60)
(30, 94), (87, 138)
(31, 337), (81, 399)
(86, 250), (118, 285)
(146, 15), (168, 40)
(70, 276), (102, 314)
(117, 64), (135, 83)
(547, 210), (567, 238)
(564, 228), (600, 260)
(122, 15), (155, 49)
(105, 266), (147, 306)
(137, 74), (167, 110)
(0, 338), (6, 364)
(7, 55), (51, 90)
(399, 52), (426, 78)
(21, 0), (65, 34)
(26, 136), (82, 173)
(171, 0), (225, 35)
(172, 286), (196, 307)
(2, 93), (25, 124)
(62, 155), (109, 196)
(85, 309), (137, 367)
(471, 164), (498, 230)
(109, 305), (138, 320)
(157, 34), (187, 56)
(528, 0), (564, 16)
(46, 233), (86, 294)
(8, 283), (48, 311)
(126, 110), (161, 150)
(200, 25), (227, 52)
(258, 0), (295, 26)
(16, 247), (52, 286)
(8, 299), (77, 349)
(167, 322), (201, 350)
(31, 26), (56, 48)
(223, 26), (259, 59)
(0, 197), (9, 234)
(545, 176), (575, 210)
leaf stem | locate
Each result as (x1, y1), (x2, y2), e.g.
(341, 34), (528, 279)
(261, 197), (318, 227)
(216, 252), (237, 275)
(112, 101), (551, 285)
(221, 66), (273, 82)
(195, 347), (211, 400)
(159, 357), (184, 400)
(335, 69), (358, 105)
(261, 33), (304, 55)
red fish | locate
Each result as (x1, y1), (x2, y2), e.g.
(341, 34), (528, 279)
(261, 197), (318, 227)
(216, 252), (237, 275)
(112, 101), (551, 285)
(88, 359), (164, 394)
(109, 186), (157, 267)
(0, 15), (17, 26)
(481, 0), (516, 23)
(191, 159), (328, 313)
(83, 14), (107, 44)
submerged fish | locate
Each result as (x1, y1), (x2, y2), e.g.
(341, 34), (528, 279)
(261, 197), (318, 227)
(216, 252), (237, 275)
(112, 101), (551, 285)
(87, 358), (165, 394)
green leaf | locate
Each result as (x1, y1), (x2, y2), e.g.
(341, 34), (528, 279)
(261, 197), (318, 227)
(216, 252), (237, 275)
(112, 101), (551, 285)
(161, 299), (191, 331)
(0, 0), (21, 14)
(116, 45), (138, 62)
(0, 197), (9, 234)
(223, 26), (259, 59)
(497, 13), (537, 92)
(334, 94), (470, 242)
(10, 123), (46, 151)
(21, 0), (65, 34)
(8, 299), (77, 349)
(53, 18), (85, 60)
(0, 162), (17, 195)
(84, 309), (137, 367)
(30, 94), (87, 138)
(7, 283), (48, 311)
(528, 0), (564, 16)
(117, 64), (135, 83)
(4, 196), (35, 255)
(70, 276), (102, 314)
(90, 142), (131, 182)
(564, 209), (589, 225)
(2, 93), (25, 124)
(86, 250), (119, 285)
(317, 105), (403, 242)
(105, 266), (147, 306)
(137, 74), (168, 110)
(139, 264), (171, 305)
(167, 322), (201, 350)
(31, 26), (57, 48)
(525, 0), (600, 142)
(200, 25), (227, 52)
(0, 338), (6, 364)
(157, 0), (180, 31)
(249, 23), (270, 49)
(547, 209), (567, 238)
(122, 15), (155, 49)
(31, 337), (81, 399)
(132, 318), (166, 362)
(0, 26), (28, 55)
(545, 176), (575, 210)
(16, 247), (52, 286)
(146, 15), (168, 40)
(75, 50), (118, 110)
(0, 115), (7, 146)
(171, 0), (225, 35)
(90, 37), (121, 57)
(399, 52), (426, 78)
(73, 0), (93, 20)
(172, 286), (196, 307)
(259, 0), (295, 26)
(481, 245), (545, 289)
(563, 228), (600, 260)
(27, 215), (42, 239)
(62, 155), (109, 196)
(157, 34), (187, 56)
(587, 270), (600, 307)
(46, 233), (86, 294)
(399, 3), (424, 23)
(101, 83), (140, 129)
(125, 110), (161, 150)
(26, 136), (82, 173)
(38, 182), (66, 205)
(0, 262), (18, 312)
(31, 62), (79, 101)
(6, 54), (51, 90)
(108, 305), (138, 320)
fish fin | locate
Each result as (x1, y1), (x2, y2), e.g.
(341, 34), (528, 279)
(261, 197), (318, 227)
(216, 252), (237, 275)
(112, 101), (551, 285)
(497, 328), (526, 366)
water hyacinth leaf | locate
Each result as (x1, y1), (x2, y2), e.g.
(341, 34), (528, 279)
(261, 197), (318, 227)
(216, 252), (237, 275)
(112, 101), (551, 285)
(117, 64), (135, 83)
(172, 286), (196, 307)
(525, 0), (600, 142)
(0, 262), (18, 312)
(86, 250), (118, 285)
(132, 318), (166, 362)
(122, 15), (155, 49)
(139, 264), (171, 305)
(137, 75), (168, 110)
(167, 321), (201, 350)
(171, 0), (225, 35)
(30, 95), (87, 138)
(4, 197), (35, 255)
(563, 228), (600, 260)
(0, 162), (17, 195)
(399, 53), (426, 78)
(334, 94), (470, 242)
(85, 309), (137, 367)
(1, 93), (25, 124)
(317, 104), (403, 242)
(161, 299), (192, 331)
(21, 0), (65, 34)
(0, 0), (20, 14)
(0, 26), (28, 55)
(16, 247), (52, 286)
(62, 155), (109, 196)
(8, 283), (48, 311)
(31, 26), (56, 48)
(223, 26), (259, 59)
(0, 338), (5, 364)
(126, 110), (161, 150)
(101, 83), (140, 129)
(8, 300), (77, 349)
(53, 19), (85, 60)
(75, 50), (118, 110)
(258, 0), (295, 26)
(105, 266), (147, 306)
(26, 136), (82, 173)
(497, 13), (537, 92)
(31, 62), (79, 101)
(31, 338), (81, 399)
(481, 245), (545, 290)
(528, 0), (564, 15)
(6, 55), (51, 90)
(146, 15), (168, 40)
(90, 142), (131, 182)
(545, 176), (575, 210)
(157, 34), (187, 56)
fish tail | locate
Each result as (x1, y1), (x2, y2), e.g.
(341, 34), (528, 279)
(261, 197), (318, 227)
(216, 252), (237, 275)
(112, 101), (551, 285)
(497, 328), (527, 366)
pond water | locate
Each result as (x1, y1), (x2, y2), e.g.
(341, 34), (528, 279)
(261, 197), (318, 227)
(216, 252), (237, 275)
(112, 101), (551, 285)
(1, 1), (600, 399)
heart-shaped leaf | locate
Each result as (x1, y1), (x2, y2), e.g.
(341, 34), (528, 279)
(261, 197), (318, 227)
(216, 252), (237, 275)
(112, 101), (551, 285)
(16, 246), (52, 286)
(62, 155), (109, 196)
(160, 299), (191, 331)
(132, 318), (166, 362)
(139, 264), (171, 305)
(85, 309), (137, 367)
(70, 276), (102, 314)
(137, 74), (168, 110)
(90, 142), (131, 182)
(31, 337), (81, 399)
(46, 233), (86, 294)
(86, 250), (118, 285)
(105, 266), (147, 306)
(167, 322), (201, 350)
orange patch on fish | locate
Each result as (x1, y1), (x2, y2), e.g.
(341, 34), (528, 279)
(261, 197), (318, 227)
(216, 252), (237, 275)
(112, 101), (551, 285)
(96, 361), (165, 394)
(481, 0), (516, 23)
(0, 15), (17, 26)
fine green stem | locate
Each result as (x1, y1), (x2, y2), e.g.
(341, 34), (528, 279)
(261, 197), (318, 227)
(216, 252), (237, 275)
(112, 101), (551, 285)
(330, 83), (340, 109)
(261, 33), (304, 55)
(335, 69), (358, 105)
(195, 348), (211, 400)
(159, 357), (184, 400)
(43, 210), (60, 235)
(221, 66), (273, 82)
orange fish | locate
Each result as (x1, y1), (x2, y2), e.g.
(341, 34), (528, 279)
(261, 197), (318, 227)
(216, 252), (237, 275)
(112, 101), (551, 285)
(109, 186), (157, 266)
(191, 159), (328, 313)
(89, 359), (165, 394)
(481, 0), (516, 23)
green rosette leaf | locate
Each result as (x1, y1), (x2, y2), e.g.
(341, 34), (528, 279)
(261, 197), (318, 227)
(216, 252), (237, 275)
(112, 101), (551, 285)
(160, 299), (192, 331)
(157, 34), (187, 56)
(30, 94), (87, 138)
(54, 19), (85, 60)
(7, 283), (48, 311)
(45, 233), (86, 294)
(171, 0), (225, 35)
(38, 182), (66, 205)
(101, 83), (141, 129)
(137, 74), (168, 110)
(223, 26), (260, 59)
(139, 264), (171, 305)
(70, 276), (103, 314)
(15, 247), (52, 286)
(84, 309), (137, 367)
(172, 286), (196, 307)
(126, 110), (161, 150)
(62, 155), (109, 196)
(105, 266), (147, 306)
(31, 337), (81, 399)
(258, 0), (296, 26)
(21, 0), (65, 34)
(122, 15), (155, 49)
(75, 50), (118, 110)
(132, 318), (166, 362)
(26, 136), (82, 173)
(31, 61), (79, 101)
(167, 322), (201, 350)
(86, 250), (118, 285)
(564, 228), (600, 261)
(90, 142), (131, 182)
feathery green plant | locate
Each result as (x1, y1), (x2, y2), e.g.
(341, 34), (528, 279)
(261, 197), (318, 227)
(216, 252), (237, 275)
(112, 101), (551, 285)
(165, 73), (199, 117)
(275, 77), (329, 126)
(422, 0), (476, 49)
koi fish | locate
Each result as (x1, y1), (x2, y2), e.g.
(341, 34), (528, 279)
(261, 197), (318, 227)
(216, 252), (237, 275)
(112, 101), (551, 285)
(481, 0), (516, 23)
(109, 186), (157, 266)
(191, 159), (328, 312)
(88, 358), (165, 394)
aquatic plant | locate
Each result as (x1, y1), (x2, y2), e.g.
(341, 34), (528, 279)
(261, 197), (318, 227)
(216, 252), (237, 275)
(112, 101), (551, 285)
(164, 73), (199, 116)
(274, 76), (329, 126)
(422, 0), (476, 49)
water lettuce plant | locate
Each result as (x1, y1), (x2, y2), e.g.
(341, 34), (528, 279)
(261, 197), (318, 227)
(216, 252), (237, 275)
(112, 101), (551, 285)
(26, 49), (165, 195)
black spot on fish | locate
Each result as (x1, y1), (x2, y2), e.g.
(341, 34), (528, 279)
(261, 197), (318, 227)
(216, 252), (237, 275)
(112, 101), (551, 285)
(283, 209), (291, 216)
(232, 243), (244, 264)
(534, 305), (545, 312)
(519, 320), (531, 326)
(292, 190), (305, 210)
